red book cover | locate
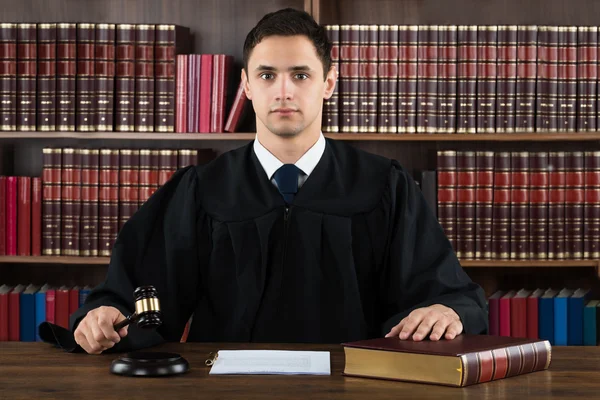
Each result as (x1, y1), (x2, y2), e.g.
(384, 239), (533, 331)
(0, 285), (11, 341)
(527, 288), (544, 339)
(17, 176), (31, 256)
(488, 290), (505, 336)
(198, 54), (213, 133)
(175, 54), (188, 133)
(69, 287), (79, 317)
(55, 286), (70, 329)
(31, 177), (42, 255)
(45, 288), (56, 325)
(210, 54), (233, 133)
(187, 54), (200, 132)
(499, 290), (516, 337)
(5, 176), (17, 255)
(510, 289), (530, 338)
(8, 284), (25, 341)
(0, 176), (6, 255)
(223, 80), (248, 133)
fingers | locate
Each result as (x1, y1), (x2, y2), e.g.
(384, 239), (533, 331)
(74, 306), (127, 355)
(398, 311), (426, 340)
(98, 313), (122, 344)
(444, 320), (463, 340)
(384, 305), (464, 341)
(385, 319), (405, 338)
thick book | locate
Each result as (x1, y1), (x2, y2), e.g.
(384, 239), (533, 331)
(342, 335), (551, 387)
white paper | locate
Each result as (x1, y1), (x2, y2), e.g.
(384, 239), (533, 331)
(208, 350), (331, 375)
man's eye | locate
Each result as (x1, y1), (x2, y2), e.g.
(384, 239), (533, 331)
(295, 73), (308, 80)
(260, 73), (274, 80)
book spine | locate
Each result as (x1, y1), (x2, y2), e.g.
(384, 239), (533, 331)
(115, 24), (135, 131)
(198, 54), (213, 133)
(187, 55), (198, 132)
(56, 23), (76, 131)
(584, 152), (600, 259)
(5, 176), (16, 255)
(492, 152), (511, 259)
(437, 151), (457, 250)
(548, 152), (566, 259)
(417, 25), (438, 133)
(358, 25), (378, 133)
(565, 152), (584, 259)
(42, 148), (62, 255)
(477, 25), (497, 133)
(175, 54), (188, 133)
(76, 23), (95, 131)
(457, 25), (477, 134)
(461, 341), (550, 386)
(516, 25), (537, 132)
(456, 151), (476, 259)
(0, 176), (5, 255)
(178, 149), (198, 169)
(0, 23), (17, 131)
(397, 25), (418, 134)
(223, 80), (248, 133)
(99, 149), (119, 256)
(118, 150), (139, 231)
(529, 152), (549, 259)
(37, 23), (56, 131)
(31, 177), (41, 256)
(437, 25), (457, 133)
(547, 27), (559, 131)
(17, 23), (36, 131)
(496, 25), (517, 133)
(339, 25), (359, 133)
(562, 27), (577, 132)
(510, 152), (530, 259)
(80, 149), (99, 256)
(577, 27), (598, 131)
(95, 24), (115, 131)
(210, 55), (233, 133)
(61, 148), (81, 256)
(324, 25), (340, 133)
(155, 25), (190, 133)
(158, 149), (177, 185)
(135, 24), (155, 132)
(17, 177), (31, 256)
(475, 151), (494, 259)
(139, 149), (159, 205)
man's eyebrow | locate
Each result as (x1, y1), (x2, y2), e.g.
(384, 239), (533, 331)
(255, 65), (314, 72)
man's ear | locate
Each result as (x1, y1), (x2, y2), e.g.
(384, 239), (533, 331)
(323, 65), (337, 100)
(241, 68), (252, 100)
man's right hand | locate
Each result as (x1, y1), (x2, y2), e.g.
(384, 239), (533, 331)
(74, 306), (129, 354)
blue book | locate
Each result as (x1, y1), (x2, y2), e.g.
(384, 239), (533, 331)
(539, 289), (558, 345)
(554, 288), (573, 346)
(19, 284), (40, 342)
(34, 284), (51, 342)
(79, 286), (92, 307)
(584, 300), (599, 346)
(568, 288), (590, 345)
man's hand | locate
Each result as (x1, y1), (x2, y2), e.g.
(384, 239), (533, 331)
(385, 304), (463, 341)
(74, 306), (129, 354)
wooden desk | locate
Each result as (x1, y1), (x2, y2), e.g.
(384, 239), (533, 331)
(0, 342), (597, 399)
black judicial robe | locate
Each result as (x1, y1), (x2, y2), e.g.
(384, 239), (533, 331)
(69, 139), (488, 352)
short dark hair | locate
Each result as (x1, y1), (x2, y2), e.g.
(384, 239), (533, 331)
(243, 8), (332, 80)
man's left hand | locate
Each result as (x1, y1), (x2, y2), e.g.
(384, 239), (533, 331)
(385, 304), (463, 341)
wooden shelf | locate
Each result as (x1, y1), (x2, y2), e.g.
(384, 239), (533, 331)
(0, 256), (597, 267)
(1, 131), (600, 141)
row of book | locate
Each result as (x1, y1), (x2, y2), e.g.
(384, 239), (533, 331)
(322, 24), (600, 134)
(41, 146), (216, 257)
(489, 288), (598, 346)
(430, 150), (600, 260)
(0, 22), (199, 132)
(0, 283), (90, 342)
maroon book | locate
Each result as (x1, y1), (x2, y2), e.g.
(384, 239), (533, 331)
(61, 148), (82, 256)
(115, 24), (135, 132)
(437, 150), (457, 251)
(0, 23), (17, 131)
(80, 149), (99, 256)
(210, 54), (233, 133)
(56, 23), (76, 131)
(416, 25), (438, 133)
(31, 177), (41, 256)
(456, 151), (476, 259)
(339, 25), (360, 133)
(437, 25), (457, 133)
(5, 176), (17, 255)
(134, 24), (155, 132)
(17, 176), (31, 256)
(223, 80), (248, 133)
(476, 25), (497, 133)
(17, 24), (36, 131)
(565, 152), (584, 259)
(37, 23), (56, 131)
(475, 151), (494, 259)
(76, 24), (96, 131)
(548, 152), (566, 259)
(456, 25), (477, 134)
(94, 24), (115, 131)
(510, 152), (530, 259)
(577, 27), (597, 131)
(529, 152), (549, 259)
(42, 148), (62, 255)
(358, 25), (378, 133)
(492, 152), (511, 259)
(0, 176), (5, 255)
(175, 54), (188, 133)
(323, 25), (340, 133)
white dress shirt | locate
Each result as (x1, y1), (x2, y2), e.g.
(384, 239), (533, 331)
(253, 132), (326, 189)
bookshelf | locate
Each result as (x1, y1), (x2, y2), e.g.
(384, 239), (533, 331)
(1, 0), (600, 301)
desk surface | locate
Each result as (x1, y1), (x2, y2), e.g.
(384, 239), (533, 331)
(0, 342), (598, 399)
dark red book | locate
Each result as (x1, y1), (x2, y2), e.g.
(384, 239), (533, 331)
(55, 286), (69, 329)
(529, 152), (549, 259)
(56, 23), (76, 131)
(31, 177), (41, 256)
(476, 25), (498, 133)
(76, 23), (95, 131)
(115, 24), (135, 132)
(37, 23), (56, 131)
(324, 24), (340, 133)
(475, 151), (494, 259)
(499, 290), (515, 336)
(340, 25), (360, 133)
(69, 287), (79, 317)
(5, 176), (17, 255)
(584, 151), (600, 260)
(0, 285), (11, 341)
(175, 54), (188, 133)
(496, 25), (517, 133)
(492, 152), (511, 259)
(223, 80), (248, 133)
(416, 25), (438, 133)
(94, 24), (115, 131)
(17, 24), (36, 131)
(510, 152), (529, 259)
(527, 289), (544, 339)
(0, 23), (17, 131)
(358, 25), (378, 133)
(510, 289), (530, 338)
(17, 176), (31, 256)
(456, 151), (475, 259)
(516, 26), (537, 132)
(577, 26), (598, 131)
(98, 149), (119, 256)
(80, 149), (99, 257)
(342, 334), (551, 387)
(210, 54), (233, 133)
(437, 25), (457, 133)
(437, 150), (457, 251)
(8, 284), (24, 341)
(198, 54), (213, 133)
(0, 176), (6, 255)
(134, 24), (155, 132)
(187, 54), (200, 132)
(565, 151), (584, 259)
(45, 288), (55, 325)
(456, 25), (477, 134)
(42, 148), (62, 255)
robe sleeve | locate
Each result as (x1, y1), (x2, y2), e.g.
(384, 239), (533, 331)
(69, 166), (205, 353)
(380, 161), (488, 336)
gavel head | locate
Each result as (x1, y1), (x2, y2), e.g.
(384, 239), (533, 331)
(133, 285), (162, 329)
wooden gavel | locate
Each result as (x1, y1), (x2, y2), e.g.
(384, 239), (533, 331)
(113, 285), (163, 331)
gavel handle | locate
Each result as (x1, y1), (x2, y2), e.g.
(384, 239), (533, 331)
(113, 312), (138, 331)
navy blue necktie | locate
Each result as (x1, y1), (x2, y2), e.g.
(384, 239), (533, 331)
(273, 164), (301, 204)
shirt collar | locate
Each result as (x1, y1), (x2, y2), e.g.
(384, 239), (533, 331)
(253, 132), (326, 180)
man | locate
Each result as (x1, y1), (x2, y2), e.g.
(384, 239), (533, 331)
(72, 8), (488, 355)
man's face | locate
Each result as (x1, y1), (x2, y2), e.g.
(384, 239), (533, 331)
(242, 35), (336, 138)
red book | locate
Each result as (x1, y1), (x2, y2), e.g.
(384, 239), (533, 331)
(0, 285), (11, 341)
(210, 54), (233, 133)
(527, 288), (544, 339)
(510, 289), (531, 338)
(69, 287), (79, 317)
(55, 286), (70, 329)
(499, 290), (516, 337)
(31, 177), (42, 255)
(45, 288), (56, 325)
(175, 54), (188, 133)
(5, 176), (17, 255)
(198, 54), (213, 133)
(0, 176), (6, 255)
(342, 335), (551, 387)
(488, 290), (505, 336)
(8, 284), (25, 341)
(224, 80), (248, 133)
(17, 176), (31, 256)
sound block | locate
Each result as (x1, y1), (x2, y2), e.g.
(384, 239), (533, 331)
(110, 351), (190, 377)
